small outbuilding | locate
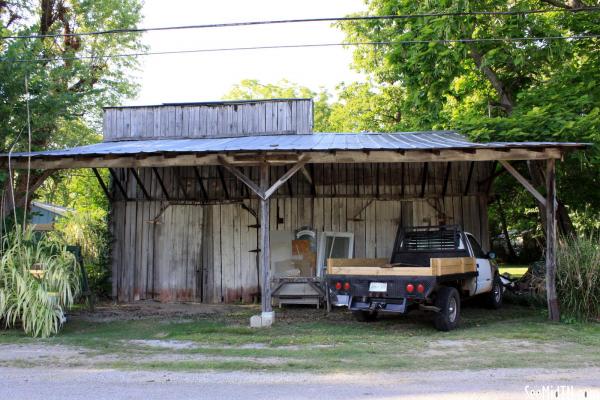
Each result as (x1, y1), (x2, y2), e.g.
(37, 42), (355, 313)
(2, 98), (586, 321)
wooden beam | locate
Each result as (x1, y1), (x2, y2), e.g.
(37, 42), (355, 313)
(545, 158), (560, 322)
(216, 165), (230, 200)
(441, 162), (451, 197)
(463, 161), (475, 196)
(151, 167), (170, 200)
(263, 156), (309, 199)
(259, 163), (272, 315)
(301, 165), (317, 196)
(420, 162), (428, 198)
(108, 168), (129, 200)
(173, 167), (189, 200)
(218, 156), (263, 199)
(192, 166), (208, 200)
(3, 147), (568, 170)
(129, 168), (152, 200)
(92, 168), (112, 201)
(499, 160), (546, 207)
(400, 163), (405, 196)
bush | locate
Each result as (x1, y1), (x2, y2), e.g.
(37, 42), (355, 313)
(556, 234), (600, 322)
(0, 227), (81, 337)
(52, 210), (111, 298)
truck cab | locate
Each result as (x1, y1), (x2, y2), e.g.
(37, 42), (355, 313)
(326, 225), (502, 331)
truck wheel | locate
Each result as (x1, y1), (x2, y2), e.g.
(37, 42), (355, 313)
(352, 310), (378, 322)
(485, 275), (503, 309)
(433, 287), (460, 331)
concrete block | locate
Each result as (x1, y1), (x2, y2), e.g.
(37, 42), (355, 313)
(249, 312), (275, 328)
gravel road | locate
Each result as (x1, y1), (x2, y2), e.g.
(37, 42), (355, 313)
(1, 366), (598, 400)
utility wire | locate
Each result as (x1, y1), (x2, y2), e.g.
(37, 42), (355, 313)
(1, 34), (598, 63)
(1, 7), (599, 40)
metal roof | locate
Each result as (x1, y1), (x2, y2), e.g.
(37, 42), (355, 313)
(1, 131), (586, 160)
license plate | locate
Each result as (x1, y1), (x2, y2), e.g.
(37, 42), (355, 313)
(369, 282), (387, 292)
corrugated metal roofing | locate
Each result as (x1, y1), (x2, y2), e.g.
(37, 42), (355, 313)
(2, 131), (586, 159)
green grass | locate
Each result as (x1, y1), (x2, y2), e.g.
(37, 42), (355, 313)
(1, 304), (599, 372)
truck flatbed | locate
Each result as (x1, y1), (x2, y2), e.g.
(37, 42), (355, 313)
(327, 257), (477, 276)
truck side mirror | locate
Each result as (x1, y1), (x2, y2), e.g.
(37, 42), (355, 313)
(487, 251), (496, 260)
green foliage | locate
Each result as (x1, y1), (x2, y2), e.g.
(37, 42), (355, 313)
(556, 234), (600, 322)
(52, 210), (110, 298)
(37, 169), (111, 297)
(340, 0), (600, 234)
(0, 227), (81, 338)
(0, 0), (145, 154)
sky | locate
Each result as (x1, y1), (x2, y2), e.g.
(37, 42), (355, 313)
(127, 0), (367, 106)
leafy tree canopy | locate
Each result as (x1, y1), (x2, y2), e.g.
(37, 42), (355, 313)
(339, 0), (600, 229)
(1, 0), (145, 213)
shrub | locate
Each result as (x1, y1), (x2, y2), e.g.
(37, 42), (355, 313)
(0, 227), (81, 337)
(52, 210), (111, 298)
(556, 234), (600, 322)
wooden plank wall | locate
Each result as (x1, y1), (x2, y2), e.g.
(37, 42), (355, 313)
(110, 161), (492, 303)
(112, 195), (488, 303)
(103, 99), (313, 141)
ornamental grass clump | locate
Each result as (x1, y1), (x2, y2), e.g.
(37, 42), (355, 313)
(556, 234), (600, 322)
(0, 227), (80, 338)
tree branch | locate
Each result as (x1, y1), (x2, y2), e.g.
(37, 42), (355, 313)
(539, 0), (589, 9)
(469, 46), (515, 115)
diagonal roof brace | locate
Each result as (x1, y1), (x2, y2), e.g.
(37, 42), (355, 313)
(218, 155), (310, 200)
(499, 160), (550, 208)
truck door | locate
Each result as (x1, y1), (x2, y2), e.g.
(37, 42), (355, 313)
(466, 233), (493, 294)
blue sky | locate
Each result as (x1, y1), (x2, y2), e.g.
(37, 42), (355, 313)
(127, 0), (366, 105)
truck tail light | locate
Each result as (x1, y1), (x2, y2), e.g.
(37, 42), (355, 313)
(406, 283), (414, 293)
(335, 282), (342, 290)
(343, 282), (351, 291)
(417, 283), (425, 293)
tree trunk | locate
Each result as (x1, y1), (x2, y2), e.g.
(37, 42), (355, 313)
(1, 170), (55, 220)
(496, 196), (517, 261)
(469, 46), (515, 114)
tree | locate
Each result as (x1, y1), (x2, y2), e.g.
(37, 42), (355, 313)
(340, 0), (600, 236)
(0, 0), (145, 218)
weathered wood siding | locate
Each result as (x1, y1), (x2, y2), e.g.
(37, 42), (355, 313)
(110, 162), (492, 303)
(103, 99), (313, 141)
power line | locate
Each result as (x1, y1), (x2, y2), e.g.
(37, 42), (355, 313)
(1, 34), (597, 63)
(1, 7), (599, 41)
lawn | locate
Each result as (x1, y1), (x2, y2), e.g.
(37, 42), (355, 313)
(1, 302), (599, 373)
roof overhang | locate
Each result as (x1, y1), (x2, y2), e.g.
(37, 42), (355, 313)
(0, 132), (588, 170)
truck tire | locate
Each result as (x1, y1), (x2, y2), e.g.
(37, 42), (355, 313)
(433, 287), (460, 331)
(485, 275), (503, 309)
(352, 310), (378, 322)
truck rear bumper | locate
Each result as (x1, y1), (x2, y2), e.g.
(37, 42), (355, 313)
(349, 297), (407, 313)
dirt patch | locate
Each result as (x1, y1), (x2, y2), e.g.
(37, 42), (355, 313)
(70, 301), (251, 323)
(420, 338), (571, 357)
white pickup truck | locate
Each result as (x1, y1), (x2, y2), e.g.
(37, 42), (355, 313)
(326, 225), (502, 331)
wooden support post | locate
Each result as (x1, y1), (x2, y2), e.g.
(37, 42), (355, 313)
(260, 163), (273, 316)
(545, 158), (560, 322)
(92, 168), (112, 201)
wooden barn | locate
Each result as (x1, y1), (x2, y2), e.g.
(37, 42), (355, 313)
(2, 98), (585, 320)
